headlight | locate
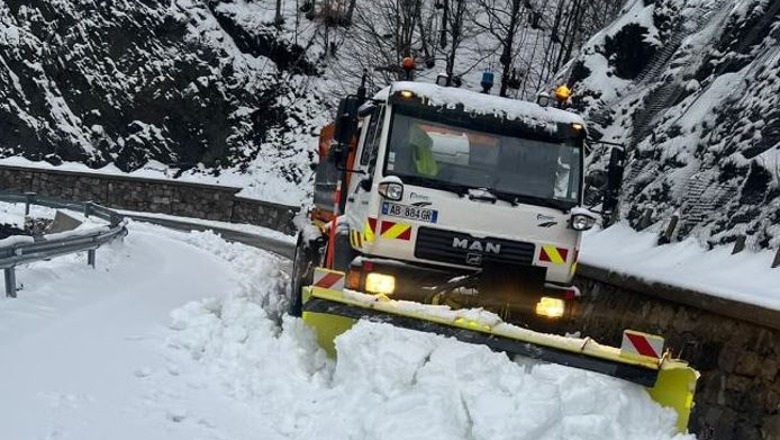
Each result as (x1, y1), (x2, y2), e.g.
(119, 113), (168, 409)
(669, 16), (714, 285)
(378, 182), (404, 201)
(570, 213), (596, 231)
(365, 273), (396, 295)
(535, 297), (565, 319)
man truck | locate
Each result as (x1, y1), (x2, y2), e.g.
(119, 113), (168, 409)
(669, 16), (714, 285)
(290, 79), (697, 432)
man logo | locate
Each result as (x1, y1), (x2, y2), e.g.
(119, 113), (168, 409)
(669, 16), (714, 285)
(452, 237), (501, 254)
(466, 252), (483, 265)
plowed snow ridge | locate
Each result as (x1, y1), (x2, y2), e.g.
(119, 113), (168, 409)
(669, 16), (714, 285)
(0, 222), (693, 439)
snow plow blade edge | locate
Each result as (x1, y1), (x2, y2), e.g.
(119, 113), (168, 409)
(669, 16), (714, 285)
(301, 286), (698, 433)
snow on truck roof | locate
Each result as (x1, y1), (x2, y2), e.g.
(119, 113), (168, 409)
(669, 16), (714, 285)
(373, 81), (585, 128)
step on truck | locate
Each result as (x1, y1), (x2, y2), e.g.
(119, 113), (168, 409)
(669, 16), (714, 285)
(290, 76), (698, 432)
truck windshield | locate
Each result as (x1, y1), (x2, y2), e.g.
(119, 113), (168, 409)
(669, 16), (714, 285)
(384, 110), (583, 210)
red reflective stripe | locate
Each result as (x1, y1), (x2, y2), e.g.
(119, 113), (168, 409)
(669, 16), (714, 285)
(380, 221), (395, 234)
(397, 227), (412, 240)
(626, 333), (659, 358)
(539, 247), (551, 262)
(315, 272), (344, 289)
(558, 248), (569, 261)
(368, 217), (377, 232)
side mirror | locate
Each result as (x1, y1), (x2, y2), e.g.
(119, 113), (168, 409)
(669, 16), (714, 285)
(309, 162), (318, 172)
(359, 178), (372, 192)
(333, 96), (361, 146)
(602, 147), (625, 216)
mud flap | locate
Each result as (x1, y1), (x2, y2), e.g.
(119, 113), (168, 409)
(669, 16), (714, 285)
(301, 286), (699, 433)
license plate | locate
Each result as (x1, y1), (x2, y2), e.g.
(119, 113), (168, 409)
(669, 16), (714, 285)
(382, 202), (438, 223)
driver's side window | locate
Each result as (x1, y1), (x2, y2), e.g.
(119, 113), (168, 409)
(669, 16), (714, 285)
(360, 106), (383, 167)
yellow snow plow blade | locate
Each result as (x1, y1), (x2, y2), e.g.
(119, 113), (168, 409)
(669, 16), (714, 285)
(302, 285), (699, 433)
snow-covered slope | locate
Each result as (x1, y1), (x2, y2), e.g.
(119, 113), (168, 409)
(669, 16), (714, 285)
(0, 221), (692, 440)
(0, 0), (326, 190)
(563, 0), (780, 249)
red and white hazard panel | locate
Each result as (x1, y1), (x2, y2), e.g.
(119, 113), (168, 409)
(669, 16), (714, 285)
(312, 268), (345, 291)
(380, 220), (412, 241)
(620, 330), (665, 359)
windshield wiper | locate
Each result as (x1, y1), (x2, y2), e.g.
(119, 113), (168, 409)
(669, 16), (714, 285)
(487, 189), (573, 211)
(513, 193), (572, 211)
(468, 188), (499, 204)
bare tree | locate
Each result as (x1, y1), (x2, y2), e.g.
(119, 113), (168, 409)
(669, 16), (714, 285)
(315, 0), (625, 98)
(474, 0), (525, 96)
(440, 0), (484, 86)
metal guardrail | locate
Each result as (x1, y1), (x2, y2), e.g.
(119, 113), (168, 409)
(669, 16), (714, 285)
(0, 192), (128, 298)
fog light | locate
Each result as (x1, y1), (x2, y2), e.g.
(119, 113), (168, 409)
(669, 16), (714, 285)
(535, 297), (565, 319)
(365, 273), (396, 295)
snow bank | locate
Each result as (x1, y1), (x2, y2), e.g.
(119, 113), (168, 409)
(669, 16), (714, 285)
(168, 240), (693, 439)
(0, 221), (693, 439)
(582, 223), (780, 311)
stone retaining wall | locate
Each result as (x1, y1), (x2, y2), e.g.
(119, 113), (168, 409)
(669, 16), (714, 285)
(573, 268), (780, 440)
(0, 165), (299, 234)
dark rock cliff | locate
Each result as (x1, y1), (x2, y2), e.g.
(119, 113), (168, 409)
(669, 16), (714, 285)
(0, 0), (322, 173)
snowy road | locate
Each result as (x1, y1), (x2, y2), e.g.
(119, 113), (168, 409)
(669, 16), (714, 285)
(0, 222), (692, 440)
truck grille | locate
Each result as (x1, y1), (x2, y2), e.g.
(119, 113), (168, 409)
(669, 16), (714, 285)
(414, 227), (535, 267)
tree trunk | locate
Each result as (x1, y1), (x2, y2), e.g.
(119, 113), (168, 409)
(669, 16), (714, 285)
(445, 0), (464, 84)
(275, 0), (284, 27)
(346, 0), (357, 24)
(440, 0), (449, 48)
(499, 0), (522, 97)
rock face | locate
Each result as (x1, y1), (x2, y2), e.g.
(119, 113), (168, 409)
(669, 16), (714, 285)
(564, 0), (780, 249)
(0, 0), (323, 174)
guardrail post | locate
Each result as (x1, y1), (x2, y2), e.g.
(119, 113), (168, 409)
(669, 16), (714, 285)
(87, 249), (96, 268)
(4, 268), (16, 298)
(772, 248), (780, 269)
(732, 235), (746, 254)
(84, 203), (94, 218)
(24, 192), (36, 216)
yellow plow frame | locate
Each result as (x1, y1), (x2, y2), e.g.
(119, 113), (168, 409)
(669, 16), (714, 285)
(301, 284), (699, 433)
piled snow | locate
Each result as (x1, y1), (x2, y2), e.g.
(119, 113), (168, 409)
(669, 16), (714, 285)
(0, 222), (692, 439)
(0, 199), (57, 227)
(582, 223), (780, 311)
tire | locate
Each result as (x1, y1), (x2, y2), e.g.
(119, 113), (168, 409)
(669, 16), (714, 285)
(290, 232), (318, 317)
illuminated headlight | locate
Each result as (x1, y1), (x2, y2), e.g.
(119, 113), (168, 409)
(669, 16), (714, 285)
(365, 273), (396, 295)
(378, 182), (403, 201)
(535, 297), (565, 319)
(570, 213), (596, 231)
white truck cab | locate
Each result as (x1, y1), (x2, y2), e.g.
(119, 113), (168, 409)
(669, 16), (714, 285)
(296, 80), (624, 326)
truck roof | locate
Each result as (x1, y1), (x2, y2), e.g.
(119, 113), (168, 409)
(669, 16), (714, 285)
(373, 81), (585, 129)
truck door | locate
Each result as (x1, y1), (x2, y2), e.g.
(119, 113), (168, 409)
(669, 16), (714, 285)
(346, 105), (385, 233)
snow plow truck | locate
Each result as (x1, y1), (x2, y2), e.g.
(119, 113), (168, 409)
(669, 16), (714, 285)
(290, 78), (698, 432)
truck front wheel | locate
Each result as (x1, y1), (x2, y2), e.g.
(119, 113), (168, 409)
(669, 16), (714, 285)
(290, 232), (319, 317)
